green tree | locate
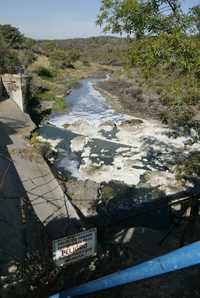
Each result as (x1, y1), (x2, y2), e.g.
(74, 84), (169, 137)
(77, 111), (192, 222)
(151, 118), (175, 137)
(97, 0), (147, 38)
(0, 30), (21, 74)
(0, 33), (7, 73)
(0, 24), (24, 48)
(191, 5), (200, 35)
(97, 0), (183, 39)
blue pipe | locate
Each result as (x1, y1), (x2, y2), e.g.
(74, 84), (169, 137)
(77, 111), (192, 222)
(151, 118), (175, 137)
(50, 241), (200, 298)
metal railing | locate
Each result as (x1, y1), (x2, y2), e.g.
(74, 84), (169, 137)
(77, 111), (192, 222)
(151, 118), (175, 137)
(49, 240), (200, 298)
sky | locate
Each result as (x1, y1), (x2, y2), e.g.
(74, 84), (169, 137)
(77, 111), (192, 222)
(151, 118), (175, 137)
(0, 0), (199, 39)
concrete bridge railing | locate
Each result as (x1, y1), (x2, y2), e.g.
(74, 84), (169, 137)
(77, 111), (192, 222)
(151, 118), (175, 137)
(1, 73), (29, 112)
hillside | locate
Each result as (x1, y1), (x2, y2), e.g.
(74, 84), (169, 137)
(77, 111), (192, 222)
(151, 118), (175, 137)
(37, 36), (128, 65)
(0, 28), (128, 125)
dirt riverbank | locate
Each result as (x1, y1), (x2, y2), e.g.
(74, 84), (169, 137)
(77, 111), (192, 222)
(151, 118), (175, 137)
(96, 76), (163, 120)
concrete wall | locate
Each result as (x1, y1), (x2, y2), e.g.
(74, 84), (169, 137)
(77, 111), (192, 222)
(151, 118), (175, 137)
(1, 74), (29, 112)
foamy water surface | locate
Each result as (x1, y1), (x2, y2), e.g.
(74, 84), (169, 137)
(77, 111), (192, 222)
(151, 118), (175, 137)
(39, 77), (200, 190)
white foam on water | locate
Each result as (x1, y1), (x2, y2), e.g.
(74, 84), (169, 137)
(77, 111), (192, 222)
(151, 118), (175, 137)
(41, 77), (200, 188)
(56, 152), (83, 180)
(49, 79), (126, 129)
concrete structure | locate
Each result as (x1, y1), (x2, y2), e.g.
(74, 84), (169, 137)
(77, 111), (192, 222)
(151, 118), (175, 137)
(0, 98), (80, 275)
(0, 98), (79, 239)
(1, 73), (29, 112)
(9, 146), (79, 239)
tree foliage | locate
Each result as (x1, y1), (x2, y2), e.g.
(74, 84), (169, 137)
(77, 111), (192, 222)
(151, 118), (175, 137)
(97, 0), (184, 39)
(0, 24), (24, 48)
(49, 48), (80, 68)
(191, 5), (200, 35)
(0, 25), (37, 73)
(0, 34), (7, 73)
(97, 1), (200, 126)
(0, 32), (21, 74)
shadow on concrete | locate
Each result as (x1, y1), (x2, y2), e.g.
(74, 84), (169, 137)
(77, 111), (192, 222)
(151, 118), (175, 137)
(0, 117), (30, 147)
(0, 147), (49, 272)
(0, 115), (30, 133)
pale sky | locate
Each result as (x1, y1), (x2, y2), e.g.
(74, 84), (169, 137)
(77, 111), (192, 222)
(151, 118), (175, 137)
(0, 0), (199, 39)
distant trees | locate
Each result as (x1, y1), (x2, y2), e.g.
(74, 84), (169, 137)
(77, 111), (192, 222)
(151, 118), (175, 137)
(49, 48), (80, 69)
(38, 41), (80, 69)
(52, 49), (80, 68)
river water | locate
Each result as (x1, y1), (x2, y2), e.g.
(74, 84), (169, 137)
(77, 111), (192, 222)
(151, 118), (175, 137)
(39, 77), (199, 192)
(49, 78), (126, 127)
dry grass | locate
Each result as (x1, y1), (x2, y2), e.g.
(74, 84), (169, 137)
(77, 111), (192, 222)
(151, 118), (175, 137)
(28, 55), (50, 71)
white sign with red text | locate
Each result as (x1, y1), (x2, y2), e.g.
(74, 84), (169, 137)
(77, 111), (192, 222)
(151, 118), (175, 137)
(53, 228), (97, 266)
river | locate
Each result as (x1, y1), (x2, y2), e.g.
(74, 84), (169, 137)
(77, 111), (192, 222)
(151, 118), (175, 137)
(39, 77), (199, 192)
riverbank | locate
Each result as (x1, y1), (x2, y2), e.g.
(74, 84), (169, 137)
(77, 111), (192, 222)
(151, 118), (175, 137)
(96, 65), (200, 130)
(27, 57), (111, 126)
(97, 78), (161, 117)
(95, 69), (162, 121)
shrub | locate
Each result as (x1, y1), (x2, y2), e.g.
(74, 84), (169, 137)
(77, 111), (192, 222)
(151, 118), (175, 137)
(129, 33), (200, 76)
(34, 66), (53, 79)
(36, 91), (57, 101)
(101, 186), (114, 201)
(49, 48), (80, 69)
(29, 131), (39, 145)
(128, 32), (200, 126)
(175, 152), (200, 180)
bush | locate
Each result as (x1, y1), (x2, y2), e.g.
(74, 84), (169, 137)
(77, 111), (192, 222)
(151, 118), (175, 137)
(160, 104), (193, 126)
(128, 31), (200, 126)
(36, 91), (56, 101)
(129, 33), (200, 76)
(175, 152), (200, 180)
(49, 48), (80, 69)
(18, 50), (36, 68)
(34, 66), (54, 79)
(29, 131), (39, 145)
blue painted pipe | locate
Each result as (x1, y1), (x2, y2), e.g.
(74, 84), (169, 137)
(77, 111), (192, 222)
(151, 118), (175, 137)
(50, 241), (200, 298)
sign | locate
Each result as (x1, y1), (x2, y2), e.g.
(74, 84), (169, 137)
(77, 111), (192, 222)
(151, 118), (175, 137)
(52, 228), (97, 266)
